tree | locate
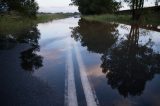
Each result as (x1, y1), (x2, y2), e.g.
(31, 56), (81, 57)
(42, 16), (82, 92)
(124, 0), (145, 20)
(71, 0), (121, 15)
(0, 0), (39, 17)
(155, 0), (160, 6)
(21, 0), (39, 17)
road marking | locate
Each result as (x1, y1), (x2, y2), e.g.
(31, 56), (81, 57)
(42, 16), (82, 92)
(65, 39), (78, 106)
(74, 44), (99, 106)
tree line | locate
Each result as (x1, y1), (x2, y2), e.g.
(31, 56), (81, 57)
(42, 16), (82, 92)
(71, 0), (121, 15)
(0, 0), (39, 17)
(71, 0), (159, 20)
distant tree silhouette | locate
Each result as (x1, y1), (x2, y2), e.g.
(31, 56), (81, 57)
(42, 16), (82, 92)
(155, 0), (159, 6)
(124, 0), (145, 20)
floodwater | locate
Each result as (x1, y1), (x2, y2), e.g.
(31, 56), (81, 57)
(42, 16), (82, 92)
(0, 17), (160, 106)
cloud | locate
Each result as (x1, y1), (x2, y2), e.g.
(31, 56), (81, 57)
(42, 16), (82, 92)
(39, 6), (78, 13)
(36, 0), (70, 7)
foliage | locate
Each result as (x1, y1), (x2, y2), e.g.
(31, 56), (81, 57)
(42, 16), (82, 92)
(71, 0), (121, 15)
(0, 0), (39, 17)
(83, 12), (160, 25)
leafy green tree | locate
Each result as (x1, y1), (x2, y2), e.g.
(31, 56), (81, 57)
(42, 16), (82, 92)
(0, 0), (39, 17)
(20, 0), (39, 17)
(71, 0), (121, 15)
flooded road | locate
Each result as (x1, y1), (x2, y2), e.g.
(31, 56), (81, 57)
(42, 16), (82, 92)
(1, 17), (160, 106)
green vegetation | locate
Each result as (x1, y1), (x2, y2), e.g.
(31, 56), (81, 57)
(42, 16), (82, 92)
(83, 14), (131, 23)
(0, 0), (39, 17)
(72, 0), (159, 22)
(71, 0), (121, 15)
(83, 12), (160, 25)
(0, 13), (72, 35)
(36, 13), (73, 23)
(140, 12), (160, 25)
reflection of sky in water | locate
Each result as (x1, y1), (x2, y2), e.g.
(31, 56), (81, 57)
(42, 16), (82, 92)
(29, 18), (160, 106)
(1, 16), (160, 106)
(33, 17), (80, 78)
(117, 24), (160, 53)
(37, 18), (79, 40)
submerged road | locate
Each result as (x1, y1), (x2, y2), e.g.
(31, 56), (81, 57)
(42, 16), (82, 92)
(74, 43), (99, 106)
(1, 17), (160, 106)
(65, 38), (78, 106)
(65, 38), (99, 106)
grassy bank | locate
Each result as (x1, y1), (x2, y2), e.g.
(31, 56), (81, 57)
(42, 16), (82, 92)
(83, 14), (160, 25)
(36, 13), (73, 23)
(83, 14), (131, 24)
(0, 13), (72, 35)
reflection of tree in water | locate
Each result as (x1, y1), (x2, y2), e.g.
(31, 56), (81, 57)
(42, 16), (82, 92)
(17, 26), (40, 46)
(71, 19), (119, 54)
(20, 45), (43, 72)
(102, 24), (160, 97)
(71, 20), (160, 97)
(0, 34), (17, 50)
(0, 25), (43, 72)
(0, 25), (40, 49)
(19, 26), (43, 72)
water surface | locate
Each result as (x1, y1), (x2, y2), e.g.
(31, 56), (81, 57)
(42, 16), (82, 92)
(1, 17), (160, 106)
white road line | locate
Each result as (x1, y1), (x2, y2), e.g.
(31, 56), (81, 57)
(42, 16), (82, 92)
(74, 44), (99, 106)
(64, 39), (78, 106)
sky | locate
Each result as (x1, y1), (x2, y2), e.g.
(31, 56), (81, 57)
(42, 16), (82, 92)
(121, 0), (159, 10)
(36, 0), (78, 13)
(36, 0), (158, 13)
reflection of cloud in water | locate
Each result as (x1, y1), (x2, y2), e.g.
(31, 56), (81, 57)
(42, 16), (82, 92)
(87, 65), (104, 78)
(40, 36), (68, 47)
(38, 49), (63, 61)
(38, 18), (79, 40)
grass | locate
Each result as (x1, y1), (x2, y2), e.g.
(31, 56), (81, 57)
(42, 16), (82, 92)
(140, 13), (160, 25)
(36, 13), (72, 23)
(0, 13), (72, 35)
(83, 13), (160, 25)
(83, 14), (131, 24)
